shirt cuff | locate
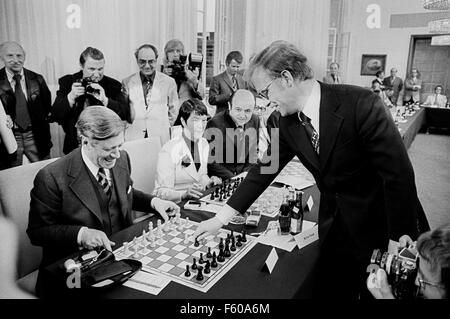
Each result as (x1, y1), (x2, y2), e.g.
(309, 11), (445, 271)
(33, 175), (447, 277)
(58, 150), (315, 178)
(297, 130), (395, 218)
(216, 204), (239, 225)
(77, 226), (88, 246)
(150, 197), (159, 209)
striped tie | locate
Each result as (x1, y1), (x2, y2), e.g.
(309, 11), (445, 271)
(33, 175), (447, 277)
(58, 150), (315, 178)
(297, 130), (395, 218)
(299, 112), (320, 154)
(97, 168), (111, 195)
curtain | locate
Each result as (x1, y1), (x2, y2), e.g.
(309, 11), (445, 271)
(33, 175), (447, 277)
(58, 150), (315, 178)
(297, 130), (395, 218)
(0, 0), (198, 156)
(214, 0), (330, 79)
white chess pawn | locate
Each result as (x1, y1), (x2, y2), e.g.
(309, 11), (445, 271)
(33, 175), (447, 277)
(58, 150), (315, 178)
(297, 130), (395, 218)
(177, 220), (184, 232)
(184, 233), (190, 244)
(148, 221), (153, 232)
(148, 227), (155, 241)
(185, 217), (190, 226)
(163, 220), (170, 232)
(175, 212), (181, 225)
(150, 236), (156, 248)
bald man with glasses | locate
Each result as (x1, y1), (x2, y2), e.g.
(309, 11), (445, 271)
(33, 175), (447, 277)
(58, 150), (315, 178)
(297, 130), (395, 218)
(205, 89), (261, 180)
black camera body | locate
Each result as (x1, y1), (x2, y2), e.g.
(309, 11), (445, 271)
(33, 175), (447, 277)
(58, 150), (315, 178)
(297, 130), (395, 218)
(79, 78), (100, 95)
(367, 246), (419, 299)
(169, 53), (204, 83)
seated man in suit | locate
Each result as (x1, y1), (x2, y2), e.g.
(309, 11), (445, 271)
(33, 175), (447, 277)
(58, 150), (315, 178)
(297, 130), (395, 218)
(208, 51), (246, 115)
(0, 41), (52, 168)
(122, 44), (179, 145)
(27, 106), (180, 296)
(51, 47), (130, 154)
(424, 85), (447, 108)
(153, 99), (221, 203)
(322, 62), (343, 84)
(205, 89), (260, 180)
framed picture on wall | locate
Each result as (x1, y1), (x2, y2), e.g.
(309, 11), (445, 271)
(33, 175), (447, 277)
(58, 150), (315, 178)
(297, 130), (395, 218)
(360, 54), (386, 76)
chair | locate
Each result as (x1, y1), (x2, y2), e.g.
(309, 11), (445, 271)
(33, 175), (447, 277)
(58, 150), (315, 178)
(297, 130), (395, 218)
(121, 137), (162, 223)
(0, 158), (58, 294)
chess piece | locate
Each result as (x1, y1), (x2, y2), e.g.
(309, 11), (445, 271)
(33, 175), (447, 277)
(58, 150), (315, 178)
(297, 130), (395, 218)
(230, 237), (236, 251)
(224, 242), (231, 257)
(132, 245), (140, 259)
(236, 236), (242, 247)
(148, 221), (153, 232)
(241, 231), (247, 242)
(217, 248), (225, 262)
(210, 192), (215, 200)
(123, 242), (130, 254)
(204, 261), (211, 274)
(211, 252), (218, 268)
(218, 191), (223, 202)
(206, 247), (212, 258)
(163, 220), (170, 232)
(192, 258), (198, 270)
(150, 237), (156, 248)
(199, 253), (205, 264)
(184, 233), (190, 244)
(219, 238), (224, 250)
(185, 265), (191, 277)
(185, 217), (190, 226)
(194, 237), (200, 247)
(196, 266), (204, 281)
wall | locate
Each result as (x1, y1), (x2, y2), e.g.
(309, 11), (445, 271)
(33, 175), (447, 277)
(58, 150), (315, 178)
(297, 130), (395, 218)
(343, 0), (445, 87)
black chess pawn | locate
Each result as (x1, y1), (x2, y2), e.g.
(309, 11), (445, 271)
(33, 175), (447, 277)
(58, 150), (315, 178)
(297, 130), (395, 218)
(230, 237), (236, 251)
(199, 253), (205, 264)
(224, 242), (231, 257)
(218, 191), (223, 202)
(211, 252), (218, 268)
(210, 192), (215, 200)
(214, 188), (220, 197)
(217, 248), (225, 262)
(241, 231), (247, 242)
(196, 266), (204, 281)
(185, 265), (191, 277)
(206, 247), (212, 258)
(219, 238), (224, 250)
(204, 260), (211, 274)
(192, 258), (198, 270)
(194, 238), (200, 247)
(236, 236), (242, 247)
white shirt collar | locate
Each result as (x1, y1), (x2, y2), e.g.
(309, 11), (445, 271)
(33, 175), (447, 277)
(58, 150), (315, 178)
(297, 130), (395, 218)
(300, 80), (321, 133)
(6, 68), (24, 83)
(81, 146), (110, 180)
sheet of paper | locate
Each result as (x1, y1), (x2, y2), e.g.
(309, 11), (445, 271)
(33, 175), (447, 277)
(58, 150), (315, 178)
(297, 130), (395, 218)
(184, 202), (223, 214)
(293, 221), (319, 250)
(256, 232), (297, 252)
(123, 270), (171, 295)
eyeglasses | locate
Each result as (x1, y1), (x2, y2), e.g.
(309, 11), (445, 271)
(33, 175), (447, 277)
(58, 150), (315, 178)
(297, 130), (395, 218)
(138, 59), (157, 66)
(257, 77), (278, 100)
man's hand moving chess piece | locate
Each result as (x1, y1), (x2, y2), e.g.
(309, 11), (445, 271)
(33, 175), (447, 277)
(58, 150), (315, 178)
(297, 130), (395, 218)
(79, 228), (115, 251)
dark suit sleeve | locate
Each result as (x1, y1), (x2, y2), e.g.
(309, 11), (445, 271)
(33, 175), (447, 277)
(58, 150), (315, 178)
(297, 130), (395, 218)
(50, 76), (73, 124)
(208, 75), (231, 106)
(105, 80), (131, 123)
(36, 74), (52, 119)
(205, 119), (235, 180)
(356, 93), (427, 239)
(226, 127), (295, 214)
(123, 151), (155, 213)
(27, 168), (81, 250)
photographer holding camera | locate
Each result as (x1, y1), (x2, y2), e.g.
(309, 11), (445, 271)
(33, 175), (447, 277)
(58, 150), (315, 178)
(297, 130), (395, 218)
(51, 47), (129, 154)
(161, 39), (205, 105)
(367, 223), (450, 299)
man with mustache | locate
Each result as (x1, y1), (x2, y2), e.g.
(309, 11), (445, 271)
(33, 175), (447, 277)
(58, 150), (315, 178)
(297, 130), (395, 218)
(0, 41), (52, 168)
(27, 106), (180, 297)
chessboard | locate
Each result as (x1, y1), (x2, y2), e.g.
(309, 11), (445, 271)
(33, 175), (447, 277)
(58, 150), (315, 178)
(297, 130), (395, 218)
(273, 160), (315, 190)
(114, 214), (256, 293)
(199, 177), (284, 218)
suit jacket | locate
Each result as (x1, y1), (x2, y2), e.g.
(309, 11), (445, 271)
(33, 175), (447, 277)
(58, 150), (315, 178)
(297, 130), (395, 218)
(208, 71), (246, 114)
(322, 74), (343, 85)
(227, 82), (428, 264)
(382, 76), (403, 104)
(403, 77), (422, 103)
(122, 71), (179, 145)
(50, 71), (129, 154)
(153, 135), (210, 202)
(27, 148), (155, 268)
(206, 110), (260, 180)
(0, 67), (52, 158)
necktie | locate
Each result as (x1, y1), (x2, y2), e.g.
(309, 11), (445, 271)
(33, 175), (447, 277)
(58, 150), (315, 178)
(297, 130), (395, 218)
(299, 112), (320, 154)
(232, 75), (238, 91)
(143, 77), (152, 107)
(13, 74), (31, 130)
(97, 168), (111, 195)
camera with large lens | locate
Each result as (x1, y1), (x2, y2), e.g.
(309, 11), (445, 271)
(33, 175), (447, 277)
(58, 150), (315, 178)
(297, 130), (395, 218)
(367, 246), (419, 299)
(79, 78), (100, 95)
(168, 53), (204, 83)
